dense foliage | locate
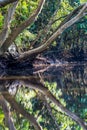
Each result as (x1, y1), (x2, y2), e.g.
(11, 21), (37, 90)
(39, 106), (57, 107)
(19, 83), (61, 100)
(0, 0), (87, 130)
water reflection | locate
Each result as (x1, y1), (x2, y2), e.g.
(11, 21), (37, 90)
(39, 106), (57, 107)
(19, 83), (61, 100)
(44, 63), (87, 111)
(0, 62), (87, 129)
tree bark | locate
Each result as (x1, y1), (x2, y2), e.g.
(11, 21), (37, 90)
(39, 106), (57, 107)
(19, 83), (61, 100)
(0, 95), (16, 130)
(18, 3), (87, 60)
(2, 92), (42, 130)
(0, 0), (18, 7)
(20, 79), (87, 130)
(0, 0), (45, 54)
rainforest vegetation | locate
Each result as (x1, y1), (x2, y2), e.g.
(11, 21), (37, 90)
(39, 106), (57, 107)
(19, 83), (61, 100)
(0, 0), (87, 130)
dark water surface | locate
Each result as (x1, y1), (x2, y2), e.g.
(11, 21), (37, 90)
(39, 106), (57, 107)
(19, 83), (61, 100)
(45, 62), (87, 113)
(0, 61), (87, 129)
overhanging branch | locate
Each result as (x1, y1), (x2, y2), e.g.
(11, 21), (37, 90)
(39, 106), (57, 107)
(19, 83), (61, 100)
(20, 79), (87, 130)
(0, 0), (45, 54)
(0, 78), (86, 129)
(18, 3), (87, 60)
(2, 92), (42, 130)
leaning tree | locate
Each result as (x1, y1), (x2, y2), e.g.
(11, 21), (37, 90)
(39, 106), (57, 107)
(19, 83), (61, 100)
(0, 0), (87, 130)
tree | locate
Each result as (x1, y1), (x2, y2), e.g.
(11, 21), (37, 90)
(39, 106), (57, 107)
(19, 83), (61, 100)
(0, 0), (87, 130)
(0, 0), (87, 59)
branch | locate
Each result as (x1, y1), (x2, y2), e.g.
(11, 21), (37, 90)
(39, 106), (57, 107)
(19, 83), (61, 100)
(2, 92), (42, 130)
(51, 15), (68, 25)
(0, 0), (18, 7)
(0, 0), (45, 54)
(0, 78), (87, 129)
(29, 14), (64, 50)
(21, 3), (85, 51)
(0, 1), (18, 47)
(57, 3), (85, 29)
(20, 79), (87, 130)
(29, 1), (61, 48)
(18, 3), (87, 60)
(38, 92), (60, 130)
(0, 95), (16, 130)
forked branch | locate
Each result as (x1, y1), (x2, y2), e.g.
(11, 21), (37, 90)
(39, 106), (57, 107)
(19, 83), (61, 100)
(20, 79), (87, 130)
(19, 3), (87, 60)
(0, 0), (45, 54)
(0, 78), (86, 129)
(2, 92), (42, 130)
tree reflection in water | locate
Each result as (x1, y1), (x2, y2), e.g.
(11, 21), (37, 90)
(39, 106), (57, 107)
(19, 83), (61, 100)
(0, 63), (87, 130)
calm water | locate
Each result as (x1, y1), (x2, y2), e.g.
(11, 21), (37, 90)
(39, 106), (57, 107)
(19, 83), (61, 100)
(0, 62), (87, 129)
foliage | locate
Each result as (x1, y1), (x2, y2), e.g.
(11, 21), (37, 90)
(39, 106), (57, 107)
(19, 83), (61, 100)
(14, 81), (85, 130)
(12, 0), (39, 26)
(52, 0), (73, 30)
(0, 0), (87, 130)
(0, 13), (4, 29)
(80, 0), (87, 3)
(0, 108), (5, 129)
(15, 30), (36, 50)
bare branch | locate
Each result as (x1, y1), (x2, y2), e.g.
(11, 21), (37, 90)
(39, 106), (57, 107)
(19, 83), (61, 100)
(0, 0), (18, 7)
(29, 14), (64, 50)
(18, 3), (87, 60)
(51, 15), (67, 26)
(0, 1), (18, 47)
(57, 3), (85, 29)
(0, 95), (16, 130)
(0, 78), (87, 129)
(2, 92), (42, 130)
(20, 79), (87, 130)
(29, 1), (61, 48)
(0, 0), (45, 54)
